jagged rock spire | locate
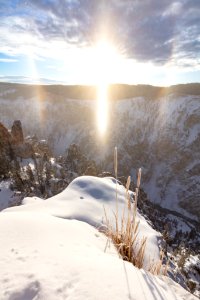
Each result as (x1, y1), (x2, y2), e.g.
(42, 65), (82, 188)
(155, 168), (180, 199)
(11, 120), (24, 145)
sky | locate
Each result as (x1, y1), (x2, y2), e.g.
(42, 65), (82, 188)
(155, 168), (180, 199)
(0, 0), (200, 86)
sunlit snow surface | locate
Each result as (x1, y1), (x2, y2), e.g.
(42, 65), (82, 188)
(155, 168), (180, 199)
(0, 176), (196, 299)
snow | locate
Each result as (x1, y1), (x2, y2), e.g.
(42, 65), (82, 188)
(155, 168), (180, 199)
(0, 88), (16, 96)
(185, 255), (200, 271)
(0, 176), (197, 299)
(184, 255), (200, 289)
(0, 180), (15, 210)
(19, 158), (35, 170)
(4, 176), (160, 266)
(167, 214), (193, 234)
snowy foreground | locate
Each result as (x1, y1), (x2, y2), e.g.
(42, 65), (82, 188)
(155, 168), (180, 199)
(0, 176), (196, 299)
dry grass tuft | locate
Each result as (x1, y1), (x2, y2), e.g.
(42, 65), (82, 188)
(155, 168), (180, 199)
(103, 148), (168, 274)
(104, 152), (147, 269)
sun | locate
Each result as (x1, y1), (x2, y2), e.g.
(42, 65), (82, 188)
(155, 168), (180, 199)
(92, 39), (122, 84)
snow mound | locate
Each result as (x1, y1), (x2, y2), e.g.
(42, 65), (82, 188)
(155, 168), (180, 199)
(4, 176), (160, 264)
(0, 176), (197, 299)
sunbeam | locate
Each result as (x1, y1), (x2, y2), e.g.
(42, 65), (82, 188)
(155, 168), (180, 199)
(92, 38), (122, 136)
(97, 83), (108, 135)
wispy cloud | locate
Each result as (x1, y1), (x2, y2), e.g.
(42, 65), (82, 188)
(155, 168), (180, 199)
(0, 58), (18, 62)
(0, 0), (199, 68)
(0, 75), (63, 84)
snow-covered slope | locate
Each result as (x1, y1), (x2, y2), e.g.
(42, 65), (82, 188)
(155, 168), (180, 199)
(0, 176), (196, 300)
(0, 85), (199, 219)
(111, 95), (200, 220)
(4, 176), (160, 266)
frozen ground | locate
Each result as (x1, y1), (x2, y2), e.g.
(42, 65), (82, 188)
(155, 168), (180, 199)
(0, 176), (197, 299)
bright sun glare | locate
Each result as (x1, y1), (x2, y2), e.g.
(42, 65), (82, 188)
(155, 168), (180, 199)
(91, 39), (122, 136)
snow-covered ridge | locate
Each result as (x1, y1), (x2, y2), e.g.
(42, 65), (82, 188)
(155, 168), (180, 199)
(0, 176), (196, 300)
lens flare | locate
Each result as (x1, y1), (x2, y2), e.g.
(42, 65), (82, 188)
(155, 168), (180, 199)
(26, 52), (45, 124)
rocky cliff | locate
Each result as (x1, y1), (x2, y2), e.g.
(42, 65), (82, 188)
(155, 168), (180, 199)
(0, 83), (199, 219)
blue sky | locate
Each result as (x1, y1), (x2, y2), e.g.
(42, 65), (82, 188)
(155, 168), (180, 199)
(0, 0), (200, 86)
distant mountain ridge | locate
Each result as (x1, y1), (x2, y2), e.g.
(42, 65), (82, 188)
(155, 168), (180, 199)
(0, 81), (200, 101)
(0, 82), (199, 220)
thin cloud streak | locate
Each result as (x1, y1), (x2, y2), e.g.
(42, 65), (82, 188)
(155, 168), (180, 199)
(0, 58), (18, 62)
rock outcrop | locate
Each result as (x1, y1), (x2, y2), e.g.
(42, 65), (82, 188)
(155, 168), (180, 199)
(12, 142), (34, 159)
(0, 122), (11, 151)
(0, 120), (54, 163)
(10, 120), (35, 159)
(0, 122), (12, 177)
(33, 139), (52, 157)
(11, 120), (24, 145)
